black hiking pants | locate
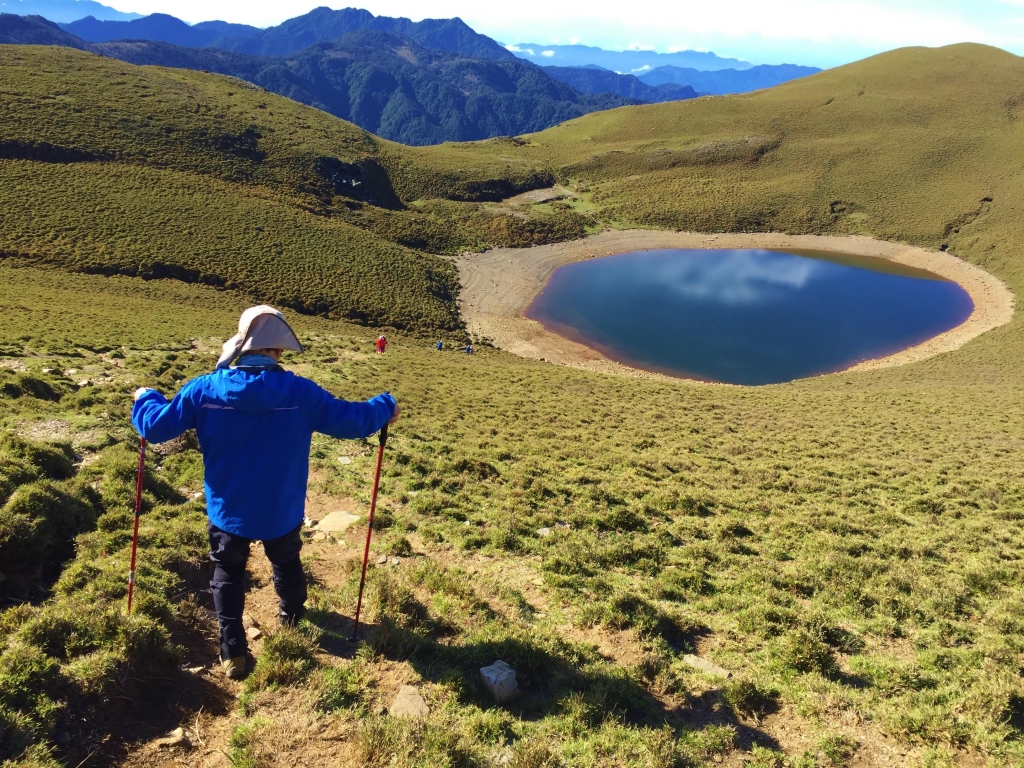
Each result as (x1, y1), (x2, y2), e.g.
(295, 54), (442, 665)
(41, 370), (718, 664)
(208, 522), (306, 661)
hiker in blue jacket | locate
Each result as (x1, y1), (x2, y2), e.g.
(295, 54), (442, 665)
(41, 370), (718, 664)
(132, 306), (400, 680)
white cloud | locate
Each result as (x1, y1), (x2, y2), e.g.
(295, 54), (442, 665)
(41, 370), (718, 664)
(541, 50), (555, 57)
(504, 44), (523, 51)
(569, 36), (582, 44)
(647, 250), (821, 306)
(631, 64), (651, 72)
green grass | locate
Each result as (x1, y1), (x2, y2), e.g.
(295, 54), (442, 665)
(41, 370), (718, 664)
(3, 40), (1024, 766)
(0, 47), (573, 332)
(0, 265), (1022, 765)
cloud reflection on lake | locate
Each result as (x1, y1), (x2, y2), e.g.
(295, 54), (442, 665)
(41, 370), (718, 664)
(601, 249), (821, 306)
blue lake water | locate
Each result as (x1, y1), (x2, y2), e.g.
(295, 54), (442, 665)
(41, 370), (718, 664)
(524, 248), (974, 385)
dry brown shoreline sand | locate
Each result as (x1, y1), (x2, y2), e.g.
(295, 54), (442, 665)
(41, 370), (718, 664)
(455, 230), (1015, 384)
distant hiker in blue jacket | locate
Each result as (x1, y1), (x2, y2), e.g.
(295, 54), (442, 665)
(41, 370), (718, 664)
(132, 306), (400, 680)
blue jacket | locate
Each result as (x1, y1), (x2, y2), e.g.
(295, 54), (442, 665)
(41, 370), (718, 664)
(132, 368), (395, 540)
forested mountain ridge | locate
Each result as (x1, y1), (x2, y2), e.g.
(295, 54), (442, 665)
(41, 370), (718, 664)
(638, 62), (822, 95)
(62, 12), (259, 47)
(1, 15), (637, 145)
(543, 65), (699, 102)
(0, 12), (86, 46)
(94, 31), (638, 145)
(61, 5), (515, 60)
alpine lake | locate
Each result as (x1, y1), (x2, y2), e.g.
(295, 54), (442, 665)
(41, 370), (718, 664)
(524, 248), (974, 385)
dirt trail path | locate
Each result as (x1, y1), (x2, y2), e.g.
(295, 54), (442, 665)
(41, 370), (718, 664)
(112, 489), (930, 768)
(455, 230), (1015, 382)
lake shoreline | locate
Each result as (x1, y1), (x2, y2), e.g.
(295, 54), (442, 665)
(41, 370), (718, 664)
(454, 230), (1016, 383)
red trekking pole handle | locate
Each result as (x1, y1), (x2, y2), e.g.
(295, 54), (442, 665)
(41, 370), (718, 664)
(351, 422), (388, 641)
(126, 438), (146, 615)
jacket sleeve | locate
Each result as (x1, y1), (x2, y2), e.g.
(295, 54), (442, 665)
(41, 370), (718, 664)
(131, 384), (197, 444)
(303, 380), (395, 440)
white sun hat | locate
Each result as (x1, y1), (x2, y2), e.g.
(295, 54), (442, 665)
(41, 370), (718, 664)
(216, 305), (303, 369)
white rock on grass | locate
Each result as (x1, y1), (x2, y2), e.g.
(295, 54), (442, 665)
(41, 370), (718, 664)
(338, 456), (352, 464)
(156, 727), (191, 749)
(480, 660), (519, 703)
(682, 654), (732, 679)
(536, 527), (552, 538)
(389, 685), (430, 719)
(317, 511), (360, 533)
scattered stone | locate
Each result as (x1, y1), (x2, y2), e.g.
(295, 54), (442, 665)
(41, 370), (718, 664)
(186, 666), (206, 675)
(682, 654), (732, 679)
(67, 369), (78, 375)
(242, 615), (257, 630)
(77, 379), (91, 387)
(317, 510), (360, 533)
(531, 578), (544, 586)
(389, 685), (430, 719)
(303, 516), (316, 529)
(156, 727), (191, 749)
(246, 627), (263, 641)
(192, 491), (203, 499)
(536, 527), (552, 538)
(480, 660), (519, 703)
(41, 368), (52, 374)
(377, 555), (388, 565)
(389, 557), (401, 565)
(555, 521), (570, 530)
(338, 456), (352, 465)
(311, 531), (327, 542)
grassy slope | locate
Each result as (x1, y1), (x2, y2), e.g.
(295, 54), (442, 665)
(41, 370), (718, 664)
(0, 262), (1022, 766)
(438, 44), (1022, 274)
(2, 42), (1024, 767)
(0, 46), (585, 332)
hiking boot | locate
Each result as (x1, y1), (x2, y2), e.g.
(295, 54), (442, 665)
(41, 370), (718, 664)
(222, 657), (247, 680)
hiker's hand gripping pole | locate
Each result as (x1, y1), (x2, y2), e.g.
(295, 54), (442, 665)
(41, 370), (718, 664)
(126, 438), (146, 615)
(351, 422), (388, 641)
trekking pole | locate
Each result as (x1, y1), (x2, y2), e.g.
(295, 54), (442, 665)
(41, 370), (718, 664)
(126, 438), (147, 615)
(351, 422), (389, 641)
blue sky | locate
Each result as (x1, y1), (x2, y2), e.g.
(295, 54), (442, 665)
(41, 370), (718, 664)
(108, 0), (1024, 68)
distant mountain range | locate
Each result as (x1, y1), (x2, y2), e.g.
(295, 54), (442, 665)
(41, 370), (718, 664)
(0, 0), (138, 22)
(0, 15), (642, 145)
(638, 63), (822, 95)
(61, 6), (516, 60)
(63, 13), (259, 48)
(543, 66), (699, 102)
(507, 43), (753, 73)
(0, 5), (822, 143)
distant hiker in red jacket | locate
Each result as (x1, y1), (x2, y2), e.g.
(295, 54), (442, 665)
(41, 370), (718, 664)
(375, 335), (387, 354)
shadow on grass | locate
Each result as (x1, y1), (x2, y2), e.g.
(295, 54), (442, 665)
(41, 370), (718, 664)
(80, 603), (237, 768)
(309, 590), (782, 750)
